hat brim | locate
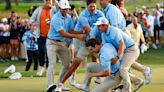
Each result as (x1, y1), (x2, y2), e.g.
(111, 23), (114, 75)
(94, 22), (108, 26)
(60, 6), (71, 9)
(93, 22), (101, 26)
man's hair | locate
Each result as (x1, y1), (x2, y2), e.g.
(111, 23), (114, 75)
(86, 0), (96, 5)
(11, 10), (15, 14)
(111, 0), (118, 5)
(70, 4), (75, 10)
(86, 38), (101, 47)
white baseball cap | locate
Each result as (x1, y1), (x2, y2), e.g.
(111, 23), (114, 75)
(9, 72), (22, 80)
(58, 0), (71, 9)
(142, 6), (146, 9)
(4, 64), (16, 74)
(94, 17), (109, 26)
(1, 18), (8, 23)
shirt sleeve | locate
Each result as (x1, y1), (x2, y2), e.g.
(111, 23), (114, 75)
(106, 9), (118, 26)
(74, 16), (89, 32)
(112, 29), (123, 46)
(79, 16), (90, 27)
(69, 18), (74, 30)
(53, 18), (64, 32)
(90, 27), (97, 38)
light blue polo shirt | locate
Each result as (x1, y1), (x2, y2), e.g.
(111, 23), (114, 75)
(90, 26), (102, 42)
(103, 3), (126, 30)
(102, 26), (134, 50)
(47, 11), (74, 41)
(74, 8), (104, 41)
(99, 43), (120, 74)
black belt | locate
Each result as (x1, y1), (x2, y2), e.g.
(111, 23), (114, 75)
(127, 44), (134, 48)
(48, 38), (62, 42)
(111, 69), (119, 75)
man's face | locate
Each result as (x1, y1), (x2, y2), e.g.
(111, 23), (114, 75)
(88, 45), (99, 53)
(87, 3), (96, 14)
(45, 0), (52, 8)
(60, 8), (69, 17)
(97, 24), (108, 33)
(98, 0), (108, 8)
(11, 13), (17, 19)
(132, 17), (138, 25)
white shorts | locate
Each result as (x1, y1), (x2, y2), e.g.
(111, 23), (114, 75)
(146, 29), (154, 37)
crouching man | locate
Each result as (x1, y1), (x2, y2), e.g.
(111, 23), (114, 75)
(77, 38), (121, 92)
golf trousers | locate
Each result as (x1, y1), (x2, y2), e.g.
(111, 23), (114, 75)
(120, 45), (139, 92)
(83, 62), (121, 92)
(46, 39), (70, 87)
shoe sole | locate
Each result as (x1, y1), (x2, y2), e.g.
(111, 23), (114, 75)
(47, 85), (56, 92)
(94, 80), (101, 84)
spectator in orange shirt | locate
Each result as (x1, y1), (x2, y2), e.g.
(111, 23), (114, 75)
(29, 0), (57, 76)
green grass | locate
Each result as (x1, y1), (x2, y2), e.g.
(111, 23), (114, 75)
(0, 0), (164, 91)
(0, 44), (164, 92)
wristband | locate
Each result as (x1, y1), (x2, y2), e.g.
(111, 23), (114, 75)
(116, 55), (120, 59)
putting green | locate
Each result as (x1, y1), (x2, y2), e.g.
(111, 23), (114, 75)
(0, 66), (164, 92)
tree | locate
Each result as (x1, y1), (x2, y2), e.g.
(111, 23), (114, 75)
(14, 0), (19, 5)
(5, 0), (12, 10)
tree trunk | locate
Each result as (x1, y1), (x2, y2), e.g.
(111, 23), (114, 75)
(5, 0), (12, 10)
(14, 0), (19, 6)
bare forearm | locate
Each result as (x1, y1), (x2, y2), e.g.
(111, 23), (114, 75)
(117, 40), (125, 57)
(91, 70), (110, 77)
(68, 29), (83, 34)
(62, 32), (78, 39)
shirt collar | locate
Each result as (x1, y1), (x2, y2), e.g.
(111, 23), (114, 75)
(57, 11), (68, 19)
(86, 8), (98, 16)
(103, 3), (110, 14)
(105, 26), (111, 35)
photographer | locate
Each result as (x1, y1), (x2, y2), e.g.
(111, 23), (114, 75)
(22, 23), (38, 71)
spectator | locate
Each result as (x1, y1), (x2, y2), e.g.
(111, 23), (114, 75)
(8, 17), (20, 61)
(143, 8), (158, 49)
(27, 5), (38, 17)
(20, 19), (31, 62)
(159, 12), (164, 47)
(8, 10), (17, 24)
(126, 13), (132, 26)
(115, 0), (128, 19)
(153, 11), (161, 46)
(153, 3), (162, 17)
(133, 7), (139, 17)
(138, 12), (149, 41)
(0, 18), (10, 61)
(22, 22), (38, 71)
(29, 0), (57, 76)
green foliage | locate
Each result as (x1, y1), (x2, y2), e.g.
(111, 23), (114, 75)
(0, 0), (163, 18)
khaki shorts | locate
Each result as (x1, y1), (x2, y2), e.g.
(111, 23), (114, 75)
(73, 39), (90, 60)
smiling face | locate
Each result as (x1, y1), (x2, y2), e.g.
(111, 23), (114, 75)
(87, 2), (96, 14)
(60, 8), (69, 17)
(97, 24), (108, 33)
